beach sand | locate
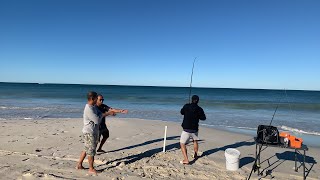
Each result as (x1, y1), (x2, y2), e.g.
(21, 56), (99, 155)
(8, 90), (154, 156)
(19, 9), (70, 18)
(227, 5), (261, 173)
(0, 118), (319, 180)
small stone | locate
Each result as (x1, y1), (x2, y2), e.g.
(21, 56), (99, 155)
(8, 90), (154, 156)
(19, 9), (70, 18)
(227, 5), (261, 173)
(119, 162), (126, 167)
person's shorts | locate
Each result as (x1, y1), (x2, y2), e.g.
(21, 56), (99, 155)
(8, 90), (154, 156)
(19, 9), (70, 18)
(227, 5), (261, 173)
(83, 133), (99, 156)
(99, 127), (109, 139)
(180, 130), (200, 144)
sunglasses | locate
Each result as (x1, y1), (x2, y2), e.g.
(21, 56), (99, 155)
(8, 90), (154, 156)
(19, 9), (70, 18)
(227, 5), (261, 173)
(99, 99), (104, 102)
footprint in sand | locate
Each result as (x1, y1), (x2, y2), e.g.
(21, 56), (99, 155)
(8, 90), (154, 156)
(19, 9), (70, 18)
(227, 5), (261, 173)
(0, 165), (10, 170)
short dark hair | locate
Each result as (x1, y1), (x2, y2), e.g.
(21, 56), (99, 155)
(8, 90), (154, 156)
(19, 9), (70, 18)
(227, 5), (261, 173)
(192, 95), (199, 103)
(87, 91), (98, 100)
(97, 94), (103, 98)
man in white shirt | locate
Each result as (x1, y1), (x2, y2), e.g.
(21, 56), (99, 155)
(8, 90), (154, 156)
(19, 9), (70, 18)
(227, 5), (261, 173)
(76, 91), (114, 175)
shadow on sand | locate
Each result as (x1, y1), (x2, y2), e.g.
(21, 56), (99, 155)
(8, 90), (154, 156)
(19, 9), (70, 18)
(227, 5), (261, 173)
(97, 136), (181, 170)
(97, 135), (180, 155)
(199, 138), (256, 167)
(99, 137), (257, 169)
(256, 150), (317, 179)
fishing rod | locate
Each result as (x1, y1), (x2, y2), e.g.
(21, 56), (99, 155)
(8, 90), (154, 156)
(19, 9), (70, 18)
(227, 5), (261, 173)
(247, 103), (281, 179)
(247, 90), (285, 180)
(188, 57), (197, 103)
(269, 95), (282, 126)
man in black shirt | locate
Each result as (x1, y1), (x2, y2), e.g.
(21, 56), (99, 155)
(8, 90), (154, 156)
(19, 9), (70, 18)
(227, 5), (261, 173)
(180, 95), (206, 164)
(96, 94), (128, 152)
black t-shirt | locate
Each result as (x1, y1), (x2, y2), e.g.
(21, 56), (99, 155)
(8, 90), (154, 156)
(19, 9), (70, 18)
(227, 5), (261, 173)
(180, 103), (206, 131)
(97, 104), (111, 130)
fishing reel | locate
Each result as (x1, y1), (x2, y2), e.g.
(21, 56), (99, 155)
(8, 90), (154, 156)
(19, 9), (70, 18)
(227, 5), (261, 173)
(253, 163), (261, 173)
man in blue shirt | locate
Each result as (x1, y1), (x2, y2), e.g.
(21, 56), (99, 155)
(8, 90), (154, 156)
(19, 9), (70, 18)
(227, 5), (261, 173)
(96, 94), (128, 152)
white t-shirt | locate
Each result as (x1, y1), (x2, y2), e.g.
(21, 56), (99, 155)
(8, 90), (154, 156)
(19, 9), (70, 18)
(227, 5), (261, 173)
(82, 104), (102, 134)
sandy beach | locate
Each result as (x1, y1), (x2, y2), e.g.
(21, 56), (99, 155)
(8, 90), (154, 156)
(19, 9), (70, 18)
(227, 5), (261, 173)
(0, 118), (319, 180)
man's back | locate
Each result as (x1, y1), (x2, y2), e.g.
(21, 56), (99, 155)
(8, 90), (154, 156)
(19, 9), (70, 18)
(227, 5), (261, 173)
(181, 103), (206, 131)
(82, 104), (101, 134)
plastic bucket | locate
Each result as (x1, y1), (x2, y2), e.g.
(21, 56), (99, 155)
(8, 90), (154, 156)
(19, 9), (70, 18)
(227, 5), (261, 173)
(225, 148), (241, 171)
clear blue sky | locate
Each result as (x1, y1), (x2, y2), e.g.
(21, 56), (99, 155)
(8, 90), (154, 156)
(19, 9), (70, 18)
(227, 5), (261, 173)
(0, 0), (319, 90)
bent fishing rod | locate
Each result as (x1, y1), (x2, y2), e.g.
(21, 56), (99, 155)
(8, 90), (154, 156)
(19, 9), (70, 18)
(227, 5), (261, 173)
(188, 57), (197, 103)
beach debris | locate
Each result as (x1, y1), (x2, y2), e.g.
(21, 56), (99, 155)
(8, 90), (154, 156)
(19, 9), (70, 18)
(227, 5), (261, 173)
(22, 158), (30, 161)
(119, 162), (126, 167)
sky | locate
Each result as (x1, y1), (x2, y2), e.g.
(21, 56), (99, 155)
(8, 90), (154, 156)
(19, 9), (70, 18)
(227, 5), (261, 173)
(0, 0), (319, 90)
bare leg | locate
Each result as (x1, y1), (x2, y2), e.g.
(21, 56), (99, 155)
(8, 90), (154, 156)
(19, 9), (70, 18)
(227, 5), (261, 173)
(77, 151), (86, 169)
(193, 140), (199, 159)
(180, 143), (189, 164)
(88, 155), (97, 175)
(97, 137), (107, 152)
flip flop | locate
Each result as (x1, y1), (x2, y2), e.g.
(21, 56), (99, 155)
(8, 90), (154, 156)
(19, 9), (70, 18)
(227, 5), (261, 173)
(88, 170), (98, 176)
(179, 160), (189, 165)
(192, 153), (198, 159)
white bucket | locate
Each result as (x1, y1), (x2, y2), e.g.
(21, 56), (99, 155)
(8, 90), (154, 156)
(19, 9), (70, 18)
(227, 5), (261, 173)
(225, 148), (241, 171)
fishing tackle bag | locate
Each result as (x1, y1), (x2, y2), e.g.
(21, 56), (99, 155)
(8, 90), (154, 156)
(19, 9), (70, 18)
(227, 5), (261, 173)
(256, 125), (280, 145)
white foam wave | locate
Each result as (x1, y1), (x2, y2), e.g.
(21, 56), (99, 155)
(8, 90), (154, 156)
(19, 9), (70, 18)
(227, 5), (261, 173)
(200, 123), (320, 136)
(0, 106), (50, 110)
(200, 123), (256, 130)
(280, 126), (320, 136)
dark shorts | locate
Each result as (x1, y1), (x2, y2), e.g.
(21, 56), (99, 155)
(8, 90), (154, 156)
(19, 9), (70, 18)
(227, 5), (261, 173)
(99, 127), (109, 139)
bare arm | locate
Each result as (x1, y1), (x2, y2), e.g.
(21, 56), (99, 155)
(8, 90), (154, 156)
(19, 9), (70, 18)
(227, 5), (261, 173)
(109, 108), (128, 114)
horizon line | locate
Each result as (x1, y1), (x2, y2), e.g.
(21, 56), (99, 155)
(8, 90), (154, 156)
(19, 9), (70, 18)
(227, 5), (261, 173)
(0, 81), (319, 92)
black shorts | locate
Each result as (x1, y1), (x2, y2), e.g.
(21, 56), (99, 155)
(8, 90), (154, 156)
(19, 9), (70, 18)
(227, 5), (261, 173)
(99, 127), (109, 139)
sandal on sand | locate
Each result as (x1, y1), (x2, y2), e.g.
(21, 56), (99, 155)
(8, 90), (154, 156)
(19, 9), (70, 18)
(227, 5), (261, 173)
(180, 160), (189, 165)
(88, 171), (98, 176)
(192, 151), (203, 158)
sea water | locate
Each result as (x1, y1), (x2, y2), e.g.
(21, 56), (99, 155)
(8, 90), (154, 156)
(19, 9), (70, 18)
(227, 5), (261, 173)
(1, 82), (319, 147)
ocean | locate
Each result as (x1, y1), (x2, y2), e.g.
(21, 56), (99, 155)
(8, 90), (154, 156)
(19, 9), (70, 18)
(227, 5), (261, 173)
(1, 82), (319, 146)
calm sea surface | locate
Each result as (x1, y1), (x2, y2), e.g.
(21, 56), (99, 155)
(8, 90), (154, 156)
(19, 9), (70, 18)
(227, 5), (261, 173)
(1, 82), (319, 146)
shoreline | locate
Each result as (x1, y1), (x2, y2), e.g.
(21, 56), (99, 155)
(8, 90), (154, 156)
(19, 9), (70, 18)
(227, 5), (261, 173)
(2, 117), (319, 148)
(1, 118), (319, 179)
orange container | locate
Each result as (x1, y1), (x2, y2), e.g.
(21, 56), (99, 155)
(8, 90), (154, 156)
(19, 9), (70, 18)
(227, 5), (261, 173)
(289, 136), (303, 149)
(280, 132), (291, 138)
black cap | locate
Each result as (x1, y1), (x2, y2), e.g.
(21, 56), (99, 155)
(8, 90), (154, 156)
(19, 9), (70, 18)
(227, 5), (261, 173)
(192, 95), (199, 103)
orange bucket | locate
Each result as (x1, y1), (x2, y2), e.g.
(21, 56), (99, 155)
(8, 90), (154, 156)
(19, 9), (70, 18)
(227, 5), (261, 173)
(289, 136), (303, 149)
(280, 132), (291, 138)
